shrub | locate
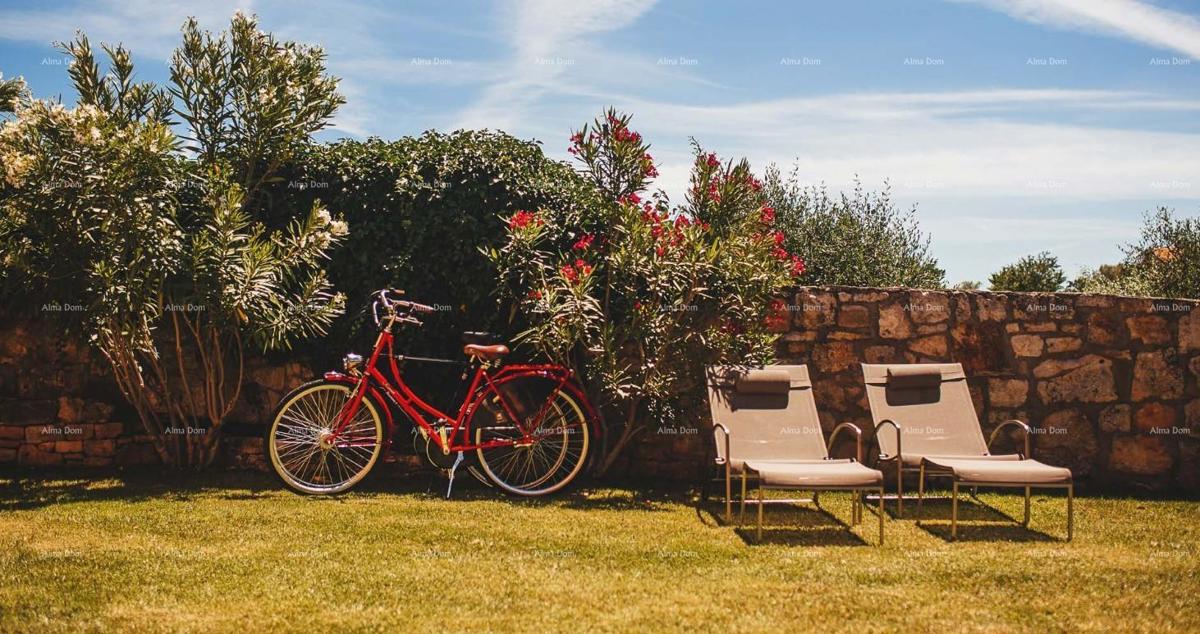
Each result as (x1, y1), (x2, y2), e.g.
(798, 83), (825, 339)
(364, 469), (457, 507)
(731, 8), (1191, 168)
(988, 252), (1066, 292)
(0, 14), (345, 467)
(266, 131), (600, 356)
(489, 109), (801, 473)
(1071, 207), (1200, 299)
(763, 165), (944, 288)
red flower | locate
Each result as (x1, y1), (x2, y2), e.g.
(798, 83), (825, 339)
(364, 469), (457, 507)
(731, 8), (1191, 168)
(574, 258), (593, 276)
(759, 206), (775, 225)
(560, 264), (578, 283)
(527, 289), (542, 300)
(508, 210), (540, 229)
(619, 192), (642, 206)
(573, 233), (595, 251)
(772, 246), (788, 260)
(705, 153), (719, 169)
(748, 176), (762, 192)
(675, 216), (691, 228)
(655, 245), (666, 257)
(773, 231), (785, 246)
(634, 301), (643, 310)
(642, 153), (658, 178)
(790, 255), (806, 276)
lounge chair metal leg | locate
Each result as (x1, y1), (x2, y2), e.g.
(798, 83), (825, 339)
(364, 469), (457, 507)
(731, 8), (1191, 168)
(739, 470), (748, 525)
(951, 481), (959, 540)
(1067, 484), (1074, 542)
(724, 464), (732, 524)
(757, 482), (764, 542)
(896, 463), (904, 517)
(917, 463), (925, 525)
(1023, 486), (1031, 527)
(878, 487), (885, 545)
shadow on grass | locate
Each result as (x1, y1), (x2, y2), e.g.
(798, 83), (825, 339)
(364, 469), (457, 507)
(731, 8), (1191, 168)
(0, 464), (686, 513)
(910, 497), (1057, 542)
(695, 498), (874, 546)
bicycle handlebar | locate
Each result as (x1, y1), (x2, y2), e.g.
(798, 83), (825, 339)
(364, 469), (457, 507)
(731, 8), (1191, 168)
(372, 289), (433, 328)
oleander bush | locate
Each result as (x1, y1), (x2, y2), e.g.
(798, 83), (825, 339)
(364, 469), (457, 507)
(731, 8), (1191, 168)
(0, 13), (345, 467)
(489, 109), (802, 472)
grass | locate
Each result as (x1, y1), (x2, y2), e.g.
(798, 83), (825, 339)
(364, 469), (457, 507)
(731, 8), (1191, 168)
(0, 470), (1197, 633)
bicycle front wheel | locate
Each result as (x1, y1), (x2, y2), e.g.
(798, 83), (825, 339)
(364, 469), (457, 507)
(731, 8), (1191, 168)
(267, 380), (384, 495)
(474, 377), (590, 497)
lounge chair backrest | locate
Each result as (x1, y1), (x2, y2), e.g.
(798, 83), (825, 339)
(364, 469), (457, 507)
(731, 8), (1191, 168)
(707, 365), (827, 467)
(861, 363), (988, 458)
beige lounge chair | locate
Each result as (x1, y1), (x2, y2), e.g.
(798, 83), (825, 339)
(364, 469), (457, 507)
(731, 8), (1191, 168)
(862, 363), (1073, 540)
(707, 365), (886, 544)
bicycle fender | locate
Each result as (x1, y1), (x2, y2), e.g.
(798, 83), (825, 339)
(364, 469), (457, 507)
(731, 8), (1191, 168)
(322, 372), (397, 442)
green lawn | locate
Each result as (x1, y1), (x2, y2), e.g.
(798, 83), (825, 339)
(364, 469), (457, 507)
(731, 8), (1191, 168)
(1, 470), (1197, 633)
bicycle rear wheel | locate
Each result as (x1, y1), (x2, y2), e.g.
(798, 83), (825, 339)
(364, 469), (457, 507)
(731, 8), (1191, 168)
(474, 377), (590, 496)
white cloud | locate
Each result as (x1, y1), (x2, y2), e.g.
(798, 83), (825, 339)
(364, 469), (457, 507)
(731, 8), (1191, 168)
(957, 0), (1200, 59)
(0, 0), (250, 58)
(456, 0), (660, 130)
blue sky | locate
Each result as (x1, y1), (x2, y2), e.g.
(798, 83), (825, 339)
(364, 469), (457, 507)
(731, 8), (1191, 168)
(2, 0), (1198, 284)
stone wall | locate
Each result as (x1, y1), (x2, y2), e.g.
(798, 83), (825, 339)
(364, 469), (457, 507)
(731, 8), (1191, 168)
(0, 318), (312, 470)
(628, 287), (1200, 492)
(3, 287), (1199, 492)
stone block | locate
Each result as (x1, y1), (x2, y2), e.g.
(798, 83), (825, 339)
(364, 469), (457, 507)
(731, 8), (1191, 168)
(878, 302), (911, 339)
(908, 292), (950, 324)
(1110, 436), (1173, 476)
(57, 397), (114, 424)
(1181, 309), (1200, 352)
(1035, 355), (1117, 404)
(909, 335), (948, 358)
(1127, 315), (1171, 346)
(989, 378), (1029, 408)
(1035, 409), (1097, 475)
(1044, 337), (1082, 353)
(1100, 405), (1131, 433)
(1134, 402), (1177, 433)
(837, 304), (870, 329)
(18, 444), (63, 466)
(1086, 311), (1127, 347)
(1132, 350), (1184, 401)
(1010, 334), (1044, 357)
(0, 399), (58, 425)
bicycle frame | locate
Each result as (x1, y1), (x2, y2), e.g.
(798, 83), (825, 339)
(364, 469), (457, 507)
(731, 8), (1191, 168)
(324, 323), (591, 455)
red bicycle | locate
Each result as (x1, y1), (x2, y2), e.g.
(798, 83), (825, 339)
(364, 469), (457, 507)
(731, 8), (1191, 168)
(266, 289), (598, 496)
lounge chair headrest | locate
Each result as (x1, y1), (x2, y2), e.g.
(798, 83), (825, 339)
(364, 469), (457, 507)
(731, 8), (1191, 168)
(887, 366), (943, 390)
(734, 369), (792, 395)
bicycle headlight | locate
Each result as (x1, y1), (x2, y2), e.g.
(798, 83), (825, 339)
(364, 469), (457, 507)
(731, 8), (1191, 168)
(342, 352), (363, 376)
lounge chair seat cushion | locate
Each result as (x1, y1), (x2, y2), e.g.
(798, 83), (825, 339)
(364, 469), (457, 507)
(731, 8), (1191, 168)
(743, 459), (884, 488)
(922, 455), (1072, 485)
(897, 452), (1020, 468)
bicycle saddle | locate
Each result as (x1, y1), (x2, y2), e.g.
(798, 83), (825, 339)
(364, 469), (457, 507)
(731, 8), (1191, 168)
(463, 344), (509, 360)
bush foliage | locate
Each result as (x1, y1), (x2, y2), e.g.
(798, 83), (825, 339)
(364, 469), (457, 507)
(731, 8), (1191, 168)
(988, 251), (1066, 292)
(0, 14), (345, 467)
(1071, 207), (1200, 299)
(489, 109), (800, 472)
(762, 165), (944, 288)
(268, 131), (600, 356)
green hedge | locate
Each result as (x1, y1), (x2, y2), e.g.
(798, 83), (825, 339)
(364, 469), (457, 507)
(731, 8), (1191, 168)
(265, 131), (599, 359)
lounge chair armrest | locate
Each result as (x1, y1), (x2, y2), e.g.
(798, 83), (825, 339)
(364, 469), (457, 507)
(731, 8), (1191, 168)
(988, 419), (1031, 459)
(828, 422), (864, 463)
(874, 419), (901, 461)
(712, 422), (731, 465)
